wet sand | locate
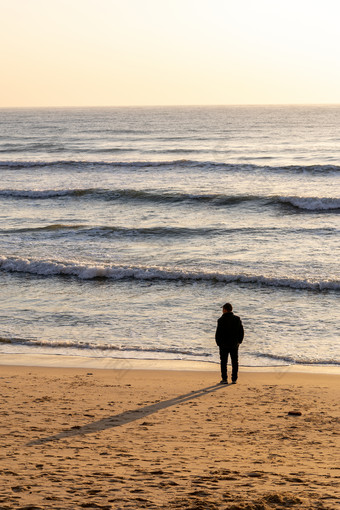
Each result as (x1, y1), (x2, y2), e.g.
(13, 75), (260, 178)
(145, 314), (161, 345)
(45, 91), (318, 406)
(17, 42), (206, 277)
(0, 365), (339, 509)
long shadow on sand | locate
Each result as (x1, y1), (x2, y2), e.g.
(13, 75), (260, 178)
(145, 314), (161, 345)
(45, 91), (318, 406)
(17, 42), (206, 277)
(28, 383), (230, 445)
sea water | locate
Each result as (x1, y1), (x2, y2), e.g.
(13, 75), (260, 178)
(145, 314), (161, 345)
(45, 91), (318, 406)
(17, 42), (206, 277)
(0, 106), (339, 367)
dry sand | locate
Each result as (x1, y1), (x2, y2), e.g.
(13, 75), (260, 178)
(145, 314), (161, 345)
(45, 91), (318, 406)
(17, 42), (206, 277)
(0, 364), (339, 509)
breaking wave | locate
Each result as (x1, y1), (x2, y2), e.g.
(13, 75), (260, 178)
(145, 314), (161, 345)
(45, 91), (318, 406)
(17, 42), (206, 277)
(0, 256), (339, 291)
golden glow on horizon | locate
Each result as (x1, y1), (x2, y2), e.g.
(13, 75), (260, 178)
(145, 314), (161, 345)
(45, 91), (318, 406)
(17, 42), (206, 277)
(1, 0), (340, 107)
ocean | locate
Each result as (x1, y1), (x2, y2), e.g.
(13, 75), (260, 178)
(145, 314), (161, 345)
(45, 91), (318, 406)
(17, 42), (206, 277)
(0, 106), (339, 368)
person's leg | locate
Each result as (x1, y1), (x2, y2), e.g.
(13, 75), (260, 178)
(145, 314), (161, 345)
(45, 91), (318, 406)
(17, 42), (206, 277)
(229, 346), (239, 382)
(219, 348), (229, 381)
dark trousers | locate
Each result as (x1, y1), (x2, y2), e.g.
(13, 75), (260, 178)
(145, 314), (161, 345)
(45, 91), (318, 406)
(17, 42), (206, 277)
(219, 345), (239, 382)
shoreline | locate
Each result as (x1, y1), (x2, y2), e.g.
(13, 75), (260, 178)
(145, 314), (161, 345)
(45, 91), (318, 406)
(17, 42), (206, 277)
(1, 352), (339, 374)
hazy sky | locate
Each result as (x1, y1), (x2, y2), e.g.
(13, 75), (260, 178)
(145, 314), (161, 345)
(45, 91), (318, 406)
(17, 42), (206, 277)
(1, 0), (340, 107)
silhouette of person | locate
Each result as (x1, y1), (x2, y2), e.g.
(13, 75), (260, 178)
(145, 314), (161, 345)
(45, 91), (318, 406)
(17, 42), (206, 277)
(215, 302), (244, 384)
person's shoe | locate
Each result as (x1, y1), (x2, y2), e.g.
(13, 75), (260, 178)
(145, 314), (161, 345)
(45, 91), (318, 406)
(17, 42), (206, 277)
(231, 380), (237, 384)
(220, 379), (228, 384)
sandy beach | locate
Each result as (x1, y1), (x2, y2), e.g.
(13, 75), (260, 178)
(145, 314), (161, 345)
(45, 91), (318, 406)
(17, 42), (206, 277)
(1, 363), (339, 509)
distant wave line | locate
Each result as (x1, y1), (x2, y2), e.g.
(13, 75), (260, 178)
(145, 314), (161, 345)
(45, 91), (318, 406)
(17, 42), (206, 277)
(1, 224), (338, 237)
(0, 188), (339, 211)
(0, 188), (260, 205)
(0, 159), (339, 174)
(0, 224), (243, 237)
(0, 256), (339, 292)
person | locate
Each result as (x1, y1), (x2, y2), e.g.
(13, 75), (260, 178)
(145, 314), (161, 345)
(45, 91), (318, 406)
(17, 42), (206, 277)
(215, 302), (244, 384)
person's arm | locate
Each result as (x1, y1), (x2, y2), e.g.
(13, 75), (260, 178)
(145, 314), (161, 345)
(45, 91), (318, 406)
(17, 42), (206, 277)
(215, 320), (221, 346)
(238, 319), (244, 344)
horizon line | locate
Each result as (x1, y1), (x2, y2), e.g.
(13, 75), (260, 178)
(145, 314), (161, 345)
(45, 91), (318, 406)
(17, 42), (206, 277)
(1, 103), (340, 109)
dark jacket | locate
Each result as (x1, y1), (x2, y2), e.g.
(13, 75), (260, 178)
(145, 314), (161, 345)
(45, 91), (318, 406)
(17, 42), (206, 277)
(215, 312), (244, 347)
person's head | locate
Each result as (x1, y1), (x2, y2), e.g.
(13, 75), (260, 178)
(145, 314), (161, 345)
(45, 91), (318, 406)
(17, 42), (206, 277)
(222, 302), (233, 313)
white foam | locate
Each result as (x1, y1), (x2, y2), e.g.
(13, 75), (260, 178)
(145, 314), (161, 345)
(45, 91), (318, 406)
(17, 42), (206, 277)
(279, 196), (340, 211)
